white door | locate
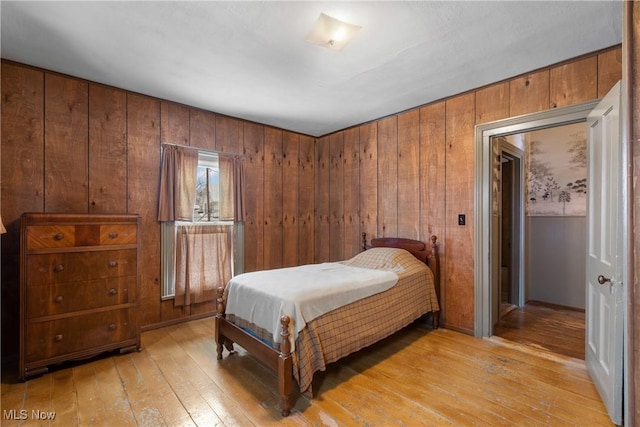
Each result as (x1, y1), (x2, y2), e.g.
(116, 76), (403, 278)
(586, 81), (624, 425)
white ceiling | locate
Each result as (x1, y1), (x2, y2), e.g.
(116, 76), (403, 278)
(1, 1), (623, 137)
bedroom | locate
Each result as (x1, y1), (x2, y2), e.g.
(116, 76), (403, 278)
(1, 1), (638, 425)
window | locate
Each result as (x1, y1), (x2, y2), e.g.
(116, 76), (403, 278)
(193, 152), (223, 222)
(161, 150), (243, 301)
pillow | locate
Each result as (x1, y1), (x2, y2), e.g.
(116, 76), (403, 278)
(341, 247), (418, 272)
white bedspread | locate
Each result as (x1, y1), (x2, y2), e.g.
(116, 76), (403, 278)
(224, 262), (399, 347)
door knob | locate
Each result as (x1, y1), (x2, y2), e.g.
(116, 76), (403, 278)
(597, 275), (611, 285)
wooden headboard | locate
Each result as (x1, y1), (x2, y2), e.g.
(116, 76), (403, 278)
(362, 232), (437, 263)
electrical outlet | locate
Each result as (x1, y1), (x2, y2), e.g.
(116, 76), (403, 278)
(458, 214), (466, 226)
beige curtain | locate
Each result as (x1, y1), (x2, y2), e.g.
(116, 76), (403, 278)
(219, 156), (246, 222)
(174, 224), (233, 306)
(158, 145), (198, 221)
(219, 157), (234, 221)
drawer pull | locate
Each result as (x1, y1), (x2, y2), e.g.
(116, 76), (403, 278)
(54, 334), (63, 342)
(108, 324), (116, 331)
(109, 231), (118, 239)
(54, 295), (63, 303)
(53, 233), (64, 241)
(53, 264), (64, 273)
(108, 261), (118, 268)
(108, 288), (117, 296)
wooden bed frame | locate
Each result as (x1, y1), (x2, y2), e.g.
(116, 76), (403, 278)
(214, 234), (440, 416)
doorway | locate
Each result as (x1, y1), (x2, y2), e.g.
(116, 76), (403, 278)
(489, 129), (586, 360)
(474, 101), (598, 339)
(475, 88), (627, 426)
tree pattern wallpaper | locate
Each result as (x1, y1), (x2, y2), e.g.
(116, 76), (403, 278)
(524, 122), (587, 216)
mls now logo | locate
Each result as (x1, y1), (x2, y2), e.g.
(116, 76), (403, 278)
(3, 409), (56, 420)
(3, 410), (28, 420)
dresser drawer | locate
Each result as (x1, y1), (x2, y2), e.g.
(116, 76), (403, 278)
(26, 225), (76, 249)
(27, 223), (137, 249)
(26, 249), (137, 286)
(25, 308), (136, 362)
(100, 224), (137, 245)
(26, 276), (135, 318)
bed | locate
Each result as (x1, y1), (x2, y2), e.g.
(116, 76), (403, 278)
(214, 234), (440, 416)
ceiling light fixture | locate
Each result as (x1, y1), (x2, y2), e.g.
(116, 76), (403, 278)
(305, 13), (362, 51)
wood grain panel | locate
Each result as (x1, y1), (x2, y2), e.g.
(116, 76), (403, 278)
(282, 131), (299, 267)
(190, 301), (216, 317)
(329, 132), (344, 262)
(397, 109), (420, 240)
(1, 63), (44, 229)
(160, 101), (189, 146)
(359, 123), (378, 242)
(1, 63), (44, 359)
(550, 56), (598, 108)
(444, 92), (476, 332)
(509, 70), (550, 117)
(315, 136), (330, 263)
(89, 84), (127, 213)
(298, 135), (315, 265)
(216, 115), (243, 155)
(263, 127), (283, 270)
(419, 102), (446, 304)
(160, 101), (190, 321)
(377, 116), (398, 238)
(2, 47), (621, 340)
(242, 122), (264, 272)
(44, 73), (89, 212)
(127, 93), (161, 327)
(597, 46), (623, 98)
(189, 110), (218, 317)
(343, 127), (360, 259)
(189, 109), (216, 151)
(158, 274), (186, 324)
(476, 82), (510, 124)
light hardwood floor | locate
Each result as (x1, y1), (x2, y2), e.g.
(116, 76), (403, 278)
(1, 317), (611, 426)
(494, 301), (586, 360)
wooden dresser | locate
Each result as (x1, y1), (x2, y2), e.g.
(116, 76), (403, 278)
(19, 213), (141, 380)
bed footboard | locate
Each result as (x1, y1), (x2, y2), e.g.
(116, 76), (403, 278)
(215, 287), (294, 416)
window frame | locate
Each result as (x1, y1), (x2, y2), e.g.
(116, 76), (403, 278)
(160, 149), (243, 300)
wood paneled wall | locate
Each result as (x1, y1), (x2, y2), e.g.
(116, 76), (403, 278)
(0, 61), (315, 359)
(0, 46), (623, 357)
(314, 46), (622, 334)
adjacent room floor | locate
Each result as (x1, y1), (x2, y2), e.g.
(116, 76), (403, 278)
(493, 301), (586, 360)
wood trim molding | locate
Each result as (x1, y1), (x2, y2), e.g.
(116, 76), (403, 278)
(140, 311), (215, 333)
(623, 1), (638, 424)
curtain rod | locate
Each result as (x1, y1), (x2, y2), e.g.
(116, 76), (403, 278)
(161, 142), (243, 158)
